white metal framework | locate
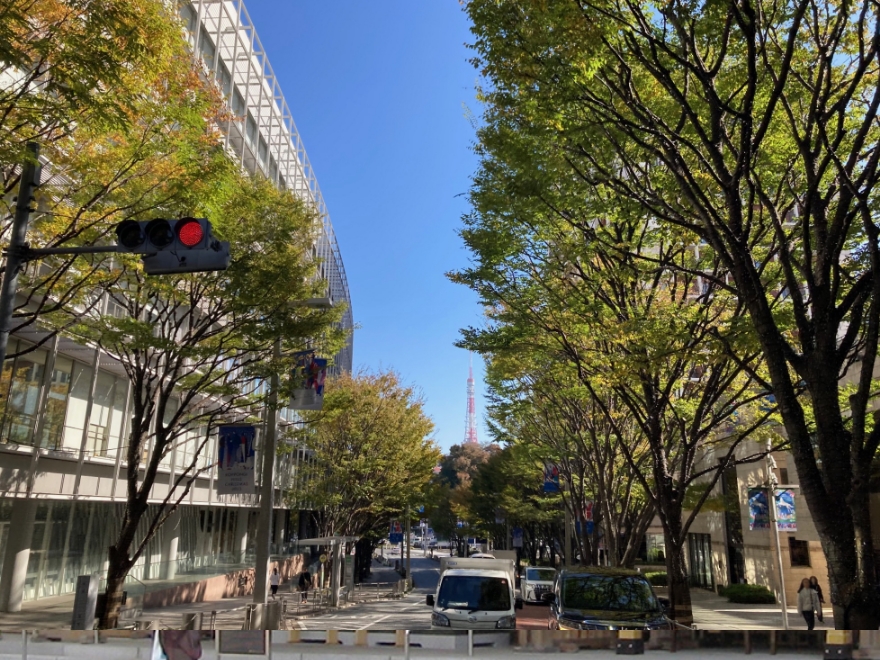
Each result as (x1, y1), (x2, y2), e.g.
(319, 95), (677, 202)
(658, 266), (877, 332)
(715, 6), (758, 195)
(181, 0), (353, 372)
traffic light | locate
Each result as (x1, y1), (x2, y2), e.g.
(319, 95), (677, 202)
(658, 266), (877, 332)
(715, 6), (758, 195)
(114, 218), (230, 275)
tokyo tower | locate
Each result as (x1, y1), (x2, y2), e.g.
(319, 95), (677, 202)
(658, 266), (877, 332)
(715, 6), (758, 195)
(464, 355), (479, 445)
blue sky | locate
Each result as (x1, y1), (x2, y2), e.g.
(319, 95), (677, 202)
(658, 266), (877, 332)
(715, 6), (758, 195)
(244, 1), (488, 452)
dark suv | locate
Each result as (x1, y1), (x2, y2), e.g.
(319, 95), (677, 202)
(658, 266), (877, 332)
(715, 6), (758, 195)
(543, 567), (672, 630)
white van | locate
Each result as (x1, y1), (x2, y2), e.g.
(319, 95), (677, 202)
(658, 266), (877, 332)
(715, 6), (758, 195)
(521, 566), (556, 603)
(427, 557), (523, 629)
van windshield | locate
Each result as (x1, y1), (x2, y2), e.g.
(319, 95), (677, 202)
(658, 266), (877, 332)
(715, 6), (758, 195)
(526, 568), (556, 582)
(561, 575), (660, 613)
(437, 576), (511, 612)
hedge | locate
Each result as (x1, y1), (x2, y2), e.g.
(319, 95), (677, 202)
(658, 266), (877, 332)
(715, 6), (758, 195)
(644, 571), (668, 587)
(720, 584), (776, 604)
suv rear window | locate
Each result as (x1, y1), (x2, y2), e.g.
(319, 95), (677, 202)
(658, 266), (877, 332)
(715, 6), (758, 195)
(561, 575), (661, 613)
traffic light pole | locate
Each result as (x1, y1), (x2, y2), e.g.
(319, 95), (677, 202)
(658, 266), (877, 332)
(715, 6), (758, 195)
(0, 143), (41, 370)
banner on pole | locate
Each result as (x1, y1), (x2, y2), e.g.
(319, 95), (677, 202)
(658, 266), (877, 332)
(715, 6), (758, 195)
(512, 527), (524, 548)
(775, 488), (797, 531)
(748, 487), (797, 531)
(216, 425), (256, 495)
(389, 520), (403, 544)
(290, 351), (328, 410)
(748, 487), (770, 530)
(543, 463), (560, 493)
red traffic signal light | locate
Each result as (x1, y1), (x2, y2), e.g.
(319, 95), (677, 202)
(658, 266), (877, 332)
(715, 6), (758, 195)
(176, 218), (204, 248)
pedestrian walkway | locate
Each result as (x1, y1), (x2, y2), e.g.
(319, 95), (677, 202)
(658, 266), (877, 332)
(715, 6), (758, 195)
(673, 588), (834, 630)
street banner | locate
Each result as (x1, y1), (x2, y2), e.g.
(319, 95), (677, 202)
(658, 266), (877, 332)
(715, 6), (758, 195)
(584, 500), (594, 522)
(748, 487), (770, 530)
(290, 351), (328, 410)
(512, 527), (524, 548)
(775, 488), (797, 531)
(543, 463), (560, 493)
(216, 425), (256, 495)
(748, 487), (797, 530)
(389, 520), (403, 544)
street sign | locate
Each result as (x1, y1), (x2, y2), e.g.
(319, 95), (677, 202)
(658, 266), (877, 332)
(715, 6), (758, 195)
(319, 554), (328, 564)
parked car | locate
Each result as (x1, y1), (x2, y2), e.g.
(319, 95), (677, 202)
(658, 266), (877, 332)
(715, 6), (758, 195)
(544, 567), (672, 630)
(521, 566), (556, 603)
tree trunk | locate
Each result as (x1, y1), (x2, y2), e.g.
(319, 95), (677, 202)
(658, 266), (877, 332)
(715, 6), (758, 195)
(665, 540), (693, 626)
(99, 545), (131, 629)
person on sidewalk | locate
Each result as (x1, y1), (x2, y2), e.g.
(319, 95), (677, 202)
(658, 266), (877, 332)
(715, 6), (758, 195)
(809, 576), (825, 623)
(269, 568), (280, 600)
(798, 577), (821, 630)
(298, 568), (312, 603)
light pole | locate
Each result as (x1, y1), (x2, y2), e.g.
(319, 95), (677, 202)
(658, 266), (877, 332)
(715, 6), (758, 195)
(766, 440), (789, 630)
(252, 337), (282, 608)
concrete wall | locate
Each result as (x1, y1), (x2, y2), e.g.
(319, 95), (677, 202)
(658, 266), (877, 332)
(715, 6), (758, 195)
(140, 554), (306, 609)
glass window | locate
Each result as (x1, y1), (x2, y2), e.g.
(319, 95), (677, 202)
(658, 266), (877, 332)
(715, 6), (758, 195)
(86, 372), (116, 458)
(3, 348), (47, 445)
(217, 60), (232, 97)
(178, 3), (197, 35)
(258, 135), (268, 166)
(198, 31), (215, 65)
(560, 575), (661, 613)
(232, 87), (246, 117)
(105, 380), (129, 459)
(246, 113), (258, 149)
(61, 361), (94, 451)
(38, 356), (73, 450)
(526, 568), (557, 582)
(789, 538), (811, 567)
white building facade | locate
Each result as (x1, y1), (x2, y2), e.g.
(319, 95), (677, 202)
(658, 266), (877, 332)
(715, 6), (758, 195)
(0, 0), (352, 612)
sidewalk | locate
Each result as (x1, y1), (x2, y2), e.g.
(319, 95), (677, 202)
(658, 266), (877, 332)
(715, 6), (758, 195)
(665, 588), (835, 630)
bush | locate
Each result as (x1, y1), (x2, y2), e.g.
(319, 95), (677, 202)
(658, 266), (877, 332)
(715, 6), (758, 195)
(645, 571), (668, 586)
(721, 584), (776, 604)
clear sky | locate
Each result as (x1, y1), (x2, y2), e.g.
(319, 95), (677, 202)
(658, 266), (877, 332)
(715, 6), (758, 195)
(243, 0), (488, 452)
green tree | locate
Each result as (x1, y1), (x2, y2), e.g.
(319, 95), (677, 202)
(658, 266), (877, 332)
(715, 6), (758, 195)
(1, 0), (205, 351)
(465, 0), (880, 628)
(452, 113), (776, 621)
(287, 370), (440, 548)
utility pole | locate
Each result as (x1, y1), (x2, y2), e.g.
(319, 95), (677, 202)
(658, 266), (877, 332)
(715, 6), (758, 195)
(405, 505), (411, 588)
(253, 337), (282, 611)
(0, 143), (40, 368)
(766, 440), (789, 630)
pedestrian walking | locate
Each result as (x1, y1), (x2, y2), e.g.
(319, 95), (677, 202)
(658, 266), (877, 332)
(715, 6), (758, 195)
(809, 576), (825, 622)
(269, 568), (280, 600)
(798, 577), (821, 630)
(298, 568), (312, 603)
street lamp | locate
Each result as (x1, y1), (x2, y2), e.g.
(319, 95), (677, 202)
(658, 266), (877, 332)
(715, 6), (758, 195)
(252, 298), (332, 626)
(766, 439), (794, 630)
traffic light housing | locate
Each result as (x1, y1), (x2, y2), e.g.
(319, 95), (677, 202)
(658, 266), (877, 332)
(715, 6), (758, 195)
(114, 218), (230, 275)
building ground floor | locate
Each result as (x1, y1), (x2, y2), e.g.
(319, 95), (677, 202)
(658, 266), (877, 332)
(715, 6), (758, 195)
(0, 498), (293, 612)
(643, 440), (880, 609)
